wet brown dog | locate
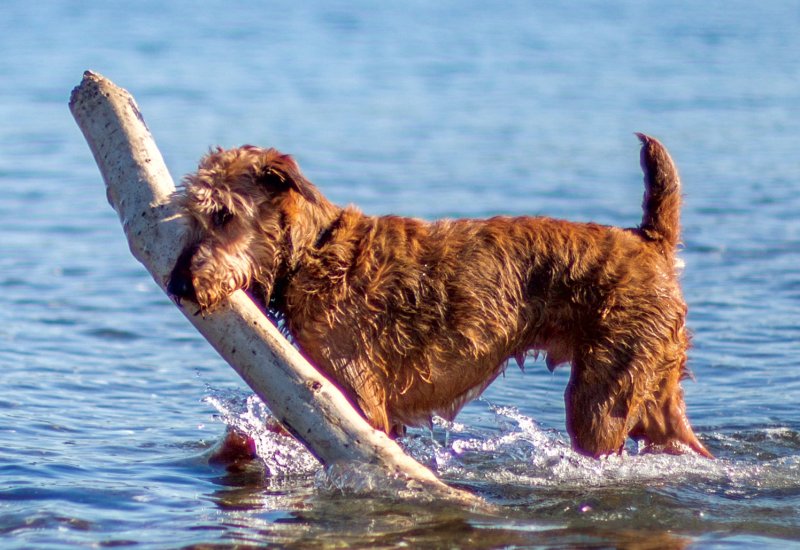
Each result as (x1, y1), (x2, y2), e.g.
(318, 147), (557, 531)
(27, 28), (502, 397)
(168, 134), (712, 459)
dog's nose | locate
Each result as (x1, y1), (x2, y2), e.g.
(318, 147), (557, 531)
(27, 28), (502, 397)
(167, 245), (199, 303)
(167, 271), (195, 301)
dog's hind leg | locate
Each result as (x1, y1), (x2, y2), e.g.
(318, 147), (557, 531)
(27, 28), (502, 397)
(628, 363), (713, 458)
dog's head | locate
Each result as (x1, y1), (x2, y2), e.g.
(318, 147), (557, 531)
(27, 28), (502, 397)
(167, 146), (335, 312)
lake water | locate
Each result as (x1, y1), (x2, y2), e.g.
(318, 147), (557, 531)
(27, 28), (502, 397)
(2, 1), (800, 547)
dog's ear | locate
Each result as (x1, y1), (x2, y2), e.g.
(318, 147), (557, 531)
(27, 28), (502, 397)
(254, 148), (319, 204)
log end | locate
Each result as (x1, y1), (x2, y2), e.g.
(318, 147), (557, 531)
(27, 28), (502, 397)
(69, 70), (103, 110)
(69, 70), (136, 120)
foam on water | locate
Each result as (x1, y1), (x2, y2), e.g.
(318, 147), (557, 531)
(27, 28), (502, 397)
(204, 390), (800, 507)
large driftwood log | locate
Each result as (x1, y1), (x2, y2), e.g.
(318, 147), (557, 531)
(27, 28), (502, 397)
(69, 71), (479, 503)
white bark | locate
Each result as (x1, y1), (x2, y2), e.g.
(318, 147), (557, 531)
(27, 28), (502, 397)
(69, 71), (479, 504)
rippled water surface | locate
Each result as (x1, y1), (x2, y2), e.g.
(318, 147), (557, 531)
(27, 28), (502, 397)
(2, 1), (800, 547)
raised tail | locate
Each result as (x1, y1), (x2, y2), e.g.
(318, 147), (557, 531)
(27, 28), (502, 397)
(635, 133), (682, 253)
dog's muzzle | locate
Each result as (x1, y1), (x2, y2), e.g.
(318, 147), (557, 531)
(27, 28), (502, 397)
(166, 246), (198, 304)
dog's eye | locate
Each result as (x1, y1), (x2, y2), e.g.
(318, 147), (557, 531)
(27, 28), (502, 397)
(211, 207), (233, 227)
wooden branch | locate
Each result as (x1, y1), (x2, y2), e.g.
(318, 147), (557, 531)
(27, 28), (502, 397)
(69, 71), (480, 504)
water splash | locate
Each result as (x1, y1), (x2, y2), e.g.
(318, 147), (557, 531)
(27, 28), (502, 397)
(203, 389), (800, 505)
(203, 388), (318, 477)
(401, 402), (800, 499)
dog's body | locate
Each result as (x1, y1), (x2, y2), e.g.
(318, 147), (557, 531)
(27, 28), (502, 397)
(168, 134), (711, 459)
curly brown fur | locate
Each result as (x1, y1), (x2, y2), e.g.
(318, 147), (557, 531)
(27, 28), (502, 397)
(168, 136), (712, 459)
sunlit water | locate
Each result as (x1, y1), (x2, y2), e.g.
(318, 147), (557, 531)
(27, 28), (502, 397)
(2, 1), (800, 547)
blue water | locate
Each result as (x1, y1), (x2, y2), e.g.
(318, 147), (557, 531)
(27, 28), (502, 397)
(2, 1), (800, 547)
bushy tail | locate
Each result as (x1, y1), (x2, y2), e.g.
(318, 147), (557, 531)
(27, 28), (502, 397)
(636, 133), (682, 253)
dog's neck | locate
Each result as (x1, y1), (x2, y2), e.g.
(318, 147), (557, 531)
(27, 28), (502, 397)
(266, 204), (342, 321)
(312, 209), (346, 250)
(283, 192), (341, 260)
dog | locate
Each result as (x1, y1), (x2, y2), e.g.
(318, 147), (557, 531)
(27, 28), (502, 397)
(167, 134), (712, 459)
